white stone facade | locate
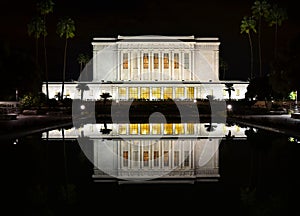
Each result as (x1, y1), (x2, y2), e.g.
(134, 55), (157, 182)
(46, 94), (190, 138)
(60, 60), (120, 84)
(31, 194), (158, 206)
(43, 35), (249, 100)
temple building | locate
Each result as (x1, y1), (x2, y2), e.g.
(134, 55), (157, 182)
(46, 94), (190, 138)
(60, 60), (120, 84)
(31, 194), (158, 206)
(43, 35), (249, 101)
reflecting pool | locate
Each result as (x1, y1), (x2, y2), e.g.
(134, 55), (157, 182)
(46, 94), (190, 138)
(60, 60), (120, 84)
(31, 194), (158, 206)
(1, 122), (299, 215)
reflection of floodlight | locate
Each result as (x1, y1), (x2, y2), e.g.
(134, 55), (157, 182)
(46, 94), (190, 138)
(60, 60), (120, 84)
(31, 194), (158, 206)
(227, 104), (232, 110)
(80, 104), (86, 110)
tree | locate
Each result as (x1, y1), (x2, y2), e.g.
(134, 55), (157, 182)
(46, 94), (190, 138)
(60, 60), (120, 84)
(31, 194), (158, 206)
(251, 0), (271, 77)
(266, 4), (288, 60)
(224, 83), (235, 101)
(100, 92), (112, 105)
(240, 16), (257, 80)
(37, 0), (55, 101)
(219, 57), (229, 80)
(56, 17), (75, 100)
(27, 15), (46, 85)
(76, 82), (90, 101)
(77, 53), (90, 73)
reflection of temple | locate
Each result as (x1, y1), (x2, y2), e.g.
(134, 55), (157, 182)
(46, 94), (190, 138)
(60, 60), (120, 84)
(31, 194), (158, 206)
(43, 123), (248, 183)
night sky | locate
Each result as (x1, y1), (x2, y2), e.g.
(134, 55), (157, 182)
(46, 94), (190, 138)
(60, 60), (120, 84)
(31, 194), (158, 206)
(0, 0), (299, 83)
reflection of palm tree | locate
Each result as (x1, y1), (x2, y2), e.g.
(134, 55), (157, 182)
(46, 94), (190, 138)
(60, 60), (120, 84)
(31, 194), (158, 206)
(204, 122), (217, 132)
(100, 122), (112, 134)
(61, 128), (69, 202)
(76, 82), (90, 100)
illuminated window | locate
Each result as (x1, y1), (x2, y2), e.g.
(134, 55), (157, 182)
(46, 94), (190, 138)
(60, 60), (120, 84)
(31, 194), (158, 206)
(223, 89), (227, 96)
(236, 89), (240, 96)
(175, 87), (184, 99)
(175, 124), (184, 134)
(163, 87), (173, 99)
(186, 123), (194, 134)
(152, 124), (161, 134)
(184, 151), (190, 167)
(129, 87), (138, 99)
(164, 123), (173, 135)
(153, 53), (159, 69)
(143, 151), (149, 167)
(123, 151), (128, 167)
(174, 151), (179, 166)
(143, 53), (149, 69)
(164, 151), (169, 166)
(152, 87), (161, 99)
(140, 124), (150, 135)
(154, 151), (159, 167)
(187, 87), (194, 99)
(140, 87), (150, 99)
(174, 53), (179, 69)
(164, 53), (169, 69)
(119, 87), (127, 99)
(123, 53), (128, 69)
(119, 124), (127, 135)
(129, 124), (138, 134)
(184, 53), (189, 69)
(132, 52), (138, 69)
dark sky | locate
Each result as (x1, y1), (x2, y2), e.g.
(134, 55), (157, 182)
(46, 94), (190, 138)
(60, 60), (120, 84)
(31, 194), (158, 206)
(1, 0), (299, 81)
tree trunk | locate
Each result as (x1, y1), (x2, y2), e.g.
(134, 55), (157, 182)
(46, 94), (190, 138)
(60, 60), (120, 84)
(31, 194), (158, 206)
(61, 39), (68, 101)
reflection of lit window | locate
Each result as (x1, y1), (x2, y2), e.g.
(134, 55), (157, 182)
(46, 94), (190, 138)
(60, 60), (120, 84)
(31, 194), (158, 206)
(175, 87), (184, 99)
(153, 53), (159, 69)
(143, 151), (149, 167)
(140, 124), (150, 135)
(152, 124), (161, 134)
(236, 89), (240, 96)
(129, 124), (138, 134)
(123, 151), (128, 167)
(186, 123), (194, 134)
(174, 53), (179, 69)
(119, 124), (127, 134)
(174, 151), (179, 166)
(164, 123), (173, 135)
(154, 151), (159, 167)
(133, 151), (138, 167)
(143, 53), (149, 69)
(187, 87), (194, 99)
(123, 53), (128, 69)
(164, 53), (169, 69)
(140, 87), (150, 99)
(163, 87), (173, 99)
(175, 124), (184, 134)
(119, 87), (127, 99)
(152, 88), (161, 99)
(184, 151), (189, 167)
(129, 87), (138, 99)
(223, 89), (227, 96)
(164, 151), (169, 166)
(184, 53), (189, 69)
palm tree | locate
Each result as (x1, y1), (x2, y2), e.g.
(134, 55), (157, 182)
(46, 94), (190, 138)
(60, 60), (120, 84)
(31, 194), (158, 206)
(56, 17), (75, 100)
(240, 16), (257, 80)
(76, 82), (90, 101)
(219, 57), (229, 80)
(27, 16), (45, 72)
(100, 92), (112, 105)
(251, 0), (271, 77)
(266, 4), (288, 59)
(77, 53), (90, 81)
(37, 0), (55, 101)
(224, 83), (235, 101)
